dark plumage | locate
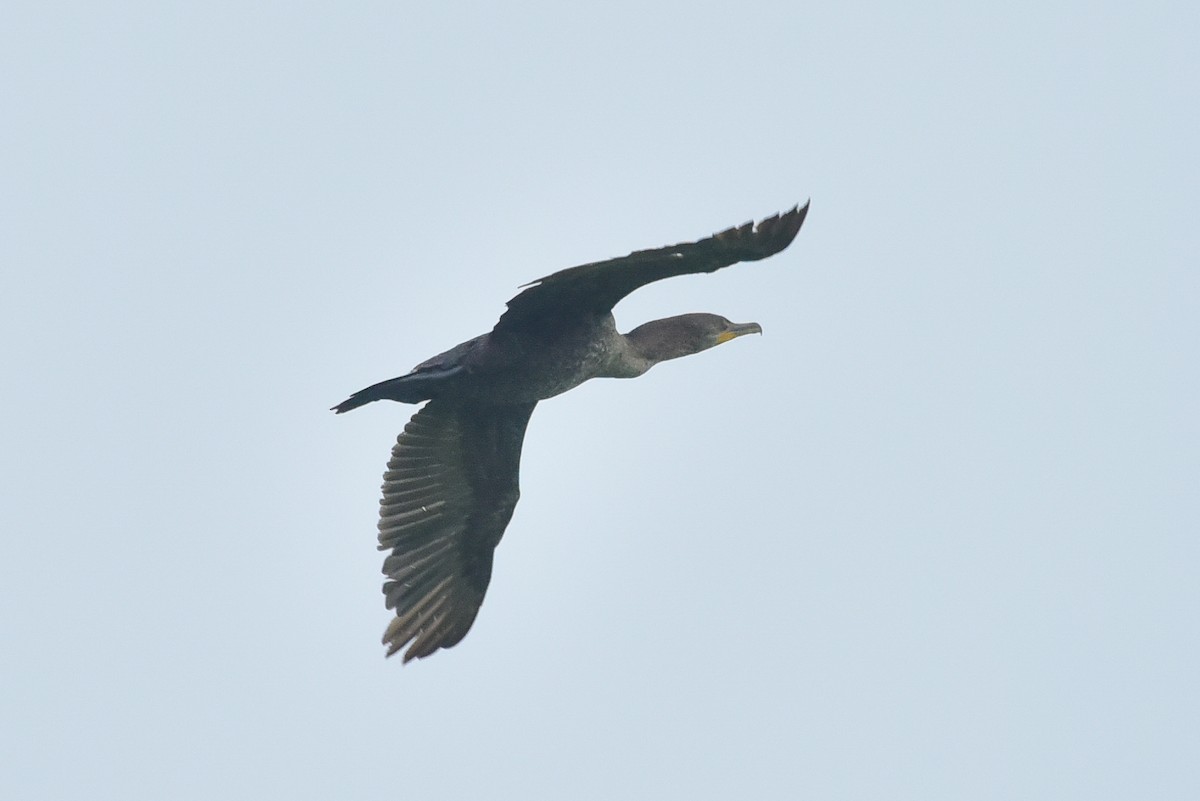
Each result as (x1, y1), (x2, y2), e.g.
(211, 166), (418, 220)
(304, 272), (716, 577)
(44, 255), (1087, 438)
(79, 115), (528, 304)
(333, 203), (809, 662)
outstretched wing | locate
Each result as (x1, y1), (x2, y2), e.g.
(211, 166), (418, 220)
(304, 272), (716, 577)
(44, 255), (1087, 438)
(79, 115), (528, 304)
(377, 400), (537, 662)
(495, 202), (809, 336)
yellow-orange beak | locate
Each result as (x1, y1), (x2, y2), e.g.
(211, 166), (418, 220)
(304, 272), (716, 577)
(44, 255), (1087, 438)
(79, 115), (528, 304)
(715, 321), (763, 344)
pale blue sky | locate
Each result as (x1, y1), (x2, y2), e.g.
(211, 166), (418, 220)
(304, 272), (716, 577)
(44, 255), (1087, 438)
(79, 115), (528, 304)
(2, 2), (1197, 799)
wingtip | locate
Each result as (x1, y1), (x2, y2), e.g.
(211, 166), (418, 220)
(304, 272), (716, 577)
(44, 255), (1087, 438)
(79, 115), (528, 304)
(383, 625), (410, 661)
(779, 200), (808, 222)
(786, 199), (810, 237)
(748, 200), (810, 254)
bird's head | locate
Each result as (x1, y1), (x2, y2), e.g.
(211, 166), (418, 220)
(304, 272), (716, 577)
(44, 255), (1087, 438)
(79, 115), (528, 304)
(625, 313), (763, 366)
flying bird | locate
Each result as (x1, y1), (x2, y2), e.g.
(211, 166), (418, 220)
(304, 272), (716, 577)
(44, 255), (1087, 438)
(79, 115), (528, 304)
(333, 203), (810, 662)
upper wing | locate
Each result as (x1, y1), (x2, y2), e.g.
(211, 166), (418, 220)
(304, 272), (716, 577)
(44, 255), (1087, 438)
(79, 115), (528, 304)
(495, 203), (809, 336)
(377, 400), (537, 662)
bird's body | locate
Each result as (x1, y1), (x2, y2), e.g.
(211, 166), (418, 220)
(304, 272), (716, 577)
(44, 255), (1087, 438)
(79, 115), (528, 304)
(334, 203), (809, 662)
(340, 313), (634, 411)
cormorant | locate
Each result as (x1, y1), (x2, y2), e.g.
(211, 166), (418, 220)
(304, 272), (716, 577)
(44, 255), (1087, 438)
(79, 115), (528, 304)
(333, 203), (809, 662)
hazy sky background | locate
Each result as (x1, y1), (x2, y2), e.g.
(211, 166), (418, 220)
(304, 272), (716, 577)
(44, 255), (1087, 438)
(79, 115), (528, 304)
(3, 2), (1196, 799)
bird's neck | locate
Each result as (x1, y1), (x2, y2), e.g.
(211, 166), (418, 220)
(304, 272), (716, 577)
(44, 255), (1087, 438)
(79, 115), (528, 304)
(596, 333), (652, 379)
(618, 319), (696, 372)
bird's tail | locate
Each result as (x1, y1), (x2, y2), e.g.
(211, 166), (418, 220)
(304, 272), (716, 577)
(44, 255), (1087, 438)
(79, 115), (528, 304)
(330, 367), (463, 414)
